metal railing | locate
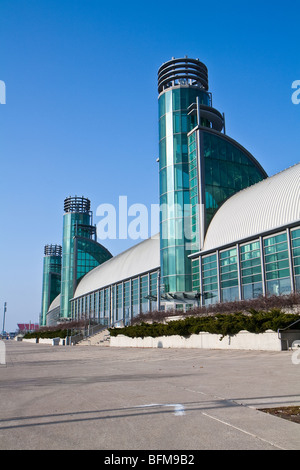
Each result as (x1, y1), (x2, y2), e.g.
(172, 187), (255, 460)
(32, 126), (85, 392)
(69, 319), (124, 345)
(278, 318), (300, 350)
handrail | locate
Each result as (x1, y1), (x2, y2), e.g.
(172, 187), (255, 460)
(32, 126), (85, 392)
(278, 318), (300, 338)
(69, 319), (124, 345)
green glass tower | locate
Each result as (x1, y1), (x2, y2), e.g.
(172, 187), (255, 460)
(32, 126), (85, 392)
(40, 244), (62, 326)
(60, 196), (112, 319)
(158, 57), (267, 297)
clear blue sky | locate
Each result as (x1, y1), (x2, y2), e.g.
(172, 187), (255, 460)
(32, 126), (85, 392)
(0, 0), (299, 332)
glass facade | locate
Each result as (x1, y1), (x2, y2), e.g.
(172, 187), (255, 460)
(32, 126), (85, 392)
(76, 238), (112, 283)
(61, 210), (91, 319)
(291, 228), (300, 291)
(40, 245), (62, 326)
(202, 132), (266, 228)
(187, 128), (266, 302)
(188, 131), (200, 253)
(159, 87), (210, 294)
(192, 226), (300, 306)
(71, 269), (159, 326)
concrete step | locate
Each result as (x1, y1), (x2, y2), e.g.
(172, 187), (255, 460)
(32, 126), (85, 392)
(77, 329), (110, 346)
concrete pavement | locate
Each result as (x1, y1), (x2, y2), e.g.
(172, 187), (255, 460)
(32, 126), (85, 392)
(0, 341), (299, 450)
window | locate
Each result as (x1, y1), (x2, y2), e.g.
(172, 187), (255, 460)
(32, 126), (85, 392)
(104, 288), (110, 323)
(202, 254), (219, 305)
(150, 272), (158, 311)
(192, 258), (200, 292)
(99, 290), (104, 319)
(291, 228), (300, 291)
(140, 276), (149, 313)
(116, 284), (123, 321)
(131, 278), (139, 317)
(264, 233), (291, 296)
(240, 241), (263, 299)
(220, 248), (239, 302)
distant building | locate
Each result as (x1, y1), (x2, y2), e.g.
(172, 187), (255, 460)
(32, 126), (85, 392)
(40, 244), (62, 326)
(40, 196), (112, 326)
(17, 323), (40, 333)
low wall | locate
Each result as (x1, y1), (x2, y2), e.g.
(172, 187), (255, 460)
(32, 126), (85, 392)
(110, 330), (283, 351)
(21, 337), (65, 345)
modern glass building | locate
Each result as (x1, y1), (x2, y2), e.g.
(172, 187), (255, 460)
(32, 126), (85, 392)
(43, 57), (300, 327)
(60, 196), (113, 319)
(40, 244), (62, 326)
(158, 57), (267, 299)
(41, 196), (112, 325)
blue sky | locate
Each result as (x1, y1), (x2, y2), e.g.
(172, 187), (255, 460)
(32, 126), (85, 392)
(0, 0), (299, 332)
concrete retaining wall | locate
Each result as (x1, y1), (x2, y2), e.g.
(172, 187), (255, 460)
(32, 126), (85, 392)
(110, 330), (282, 351)
(21, 337), (65, 345)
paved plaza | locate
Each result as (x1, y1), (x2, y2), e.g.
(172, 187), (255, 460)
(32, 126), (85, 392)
(0, 341), (300, 451)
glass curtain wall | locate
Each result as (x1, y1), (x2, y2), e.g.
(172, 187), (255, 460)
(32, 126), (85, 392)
(71, 270), (160, 324)
(192, 226), (300, 306)
(40, 245), (62, 326)
(61, 210), (91, 319)
(159, 87), (210, 294)
(188, 130), (200, 253)
(76, 238), (112, 283)
(202, 132), (266, 228)
(291, 228), (300, 291)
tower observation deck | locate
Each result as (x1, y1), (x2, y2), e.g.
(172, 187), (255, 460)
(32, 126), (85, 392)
(158, 57), (209, 94)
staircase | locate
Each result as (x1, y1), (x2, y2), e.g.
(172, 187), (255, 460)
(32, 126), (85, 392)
(76, 328), (111, 347)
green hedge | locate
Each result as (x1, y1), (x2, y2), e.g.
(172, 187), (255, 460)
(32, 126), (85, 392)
(23, 329), (69, 339)
(109, 309), (300, 340)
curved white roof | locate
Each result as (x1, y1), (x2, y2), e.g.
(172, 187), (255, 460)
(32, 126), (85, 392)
(48, 294), (60, 312)
(202, 163), (300, 252)
(73, 233), (160, 298)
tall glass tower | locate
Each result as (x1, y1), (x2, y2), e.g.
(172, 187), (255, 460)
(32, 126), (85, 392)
(60, 196), (112, 319)
(158, 57), (267, 298)
(40, 244), (62, 326)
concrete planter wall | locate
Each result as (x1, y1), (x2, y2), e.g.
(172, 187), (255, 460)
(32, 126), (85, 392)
(21, 337), (65, 345)
(110, 330), (282, 351)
